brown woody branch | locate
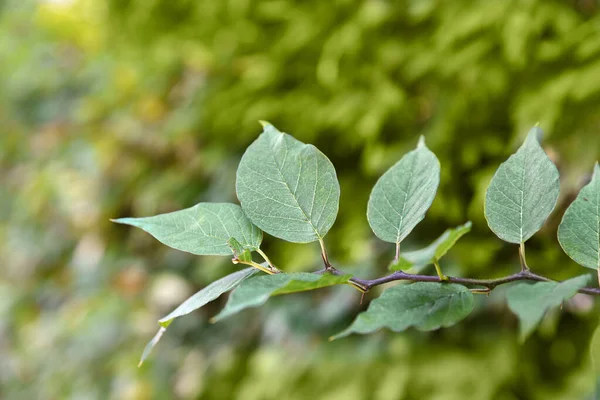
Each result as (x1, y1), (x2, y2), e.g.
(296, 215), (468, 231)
(319, 267), (600, 296)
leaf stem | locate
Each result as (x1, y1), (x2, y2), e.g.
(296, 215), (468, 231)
(318, 237), (332, 270)
(519, 242), (529, 272)
(238, 260), (277, 275)
(256, 248), (278, 272)
(433, 259), (448, 281)
(394, 242), (401, 264)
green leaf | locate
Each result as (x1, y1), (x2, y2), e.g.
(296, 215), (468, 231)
(112, 203), (262, 256)
(159, 268), (258, 328)
(484, 126), (560, 244)
(558, 163), (600, 270)
(236, 122), (340, 243)
(389, 221), (472, 271)
(506, 275), (590, 341)
(227, 237), (252, 262)
(211, 272), (351, 322)
(590, 320), (600, 381)
(367, 136), (440, 244)
(332, 282), (474, 340)
(138, 268), (257, 366)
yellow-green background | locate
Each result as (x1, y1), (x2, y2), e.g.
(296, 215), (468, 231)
(2, 0), (600, 398)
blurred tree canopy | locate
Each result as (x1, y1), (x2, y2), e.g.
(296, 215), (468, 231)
(2, 0), (600, 398)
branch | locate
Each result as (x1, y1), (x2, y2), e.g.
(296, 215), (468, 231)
(319, 267), (600, 296)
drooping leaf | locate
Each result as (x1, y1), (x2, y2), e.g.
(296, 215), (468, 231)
(227, 237), (252, 262)
(506, 275), (590, 341)
(484, 126), (560, 244)
(112, 203), (262, 256)
(159, 268), (258, 328)
(389, 221), (472, 271)
(558, 163), (600, 270)
(367, 136), (440, 245)
(211, 272), (351, 322)
(138, 268), (258, 366)
(236, 122), (340, 243)
(332, 282), (474, 340)
(138, 327), (166, 367)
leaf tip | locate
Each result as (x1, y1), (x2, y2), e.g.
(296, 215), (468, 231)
(417, 135), (426, 148)
(259, 120), (284, 137)
(526, 125), (544, 143)
(111, 217), (139, 226)
(329, 330), (349, 341)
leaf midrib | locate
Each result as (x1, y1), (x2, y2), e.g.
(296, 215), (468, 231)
(132, 218), (228, 243)
(395, 153), (416, 244)
(267, 135), (321, 239)
(596, 180), (600, 268)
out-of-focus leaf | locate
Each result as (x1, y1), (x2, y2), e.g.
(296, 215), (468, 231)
(211, 272), (351, 322)
(139, 268), (258, 366)
(558, 163), (600, 270)
(159, 268), (258, 328)
(390, 221), (472, 271)
(236, 122), (340, 243)
(367, 136), (440, 245)
(506, 275), (590, 341)
(332, 283), (474, 340)
(138, 327), (166, 367)
(485, 126), (560, 244)
(590, 320), (600, 394)
(112, 203), (262, 255)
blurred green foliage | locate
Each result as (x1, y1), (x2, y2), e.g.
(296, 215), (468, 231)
(2, 0), (600, 398)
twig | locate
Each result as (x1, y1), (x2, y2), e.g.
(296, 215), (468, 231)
(344, 269), (600, 296)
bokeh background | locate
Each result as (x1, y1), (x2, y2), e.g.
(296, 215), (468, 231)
(3, 0), (600, 398)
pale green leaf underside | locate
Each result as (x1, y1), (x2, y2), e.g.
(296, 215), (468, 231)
(212, 272), (351, 322)
(332, 282), (474, 340)
(367, 136), (440, 244)
(389, 221), (472, 271)
(484, 127), (560, 244)
(139, 268), (257, 366)
(113, 203), (262, 256)
(558, 163), (600, 270)
(159, 268), (258, 328)
(506, 275), (589, 341)
(236, 123), (340, 243)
